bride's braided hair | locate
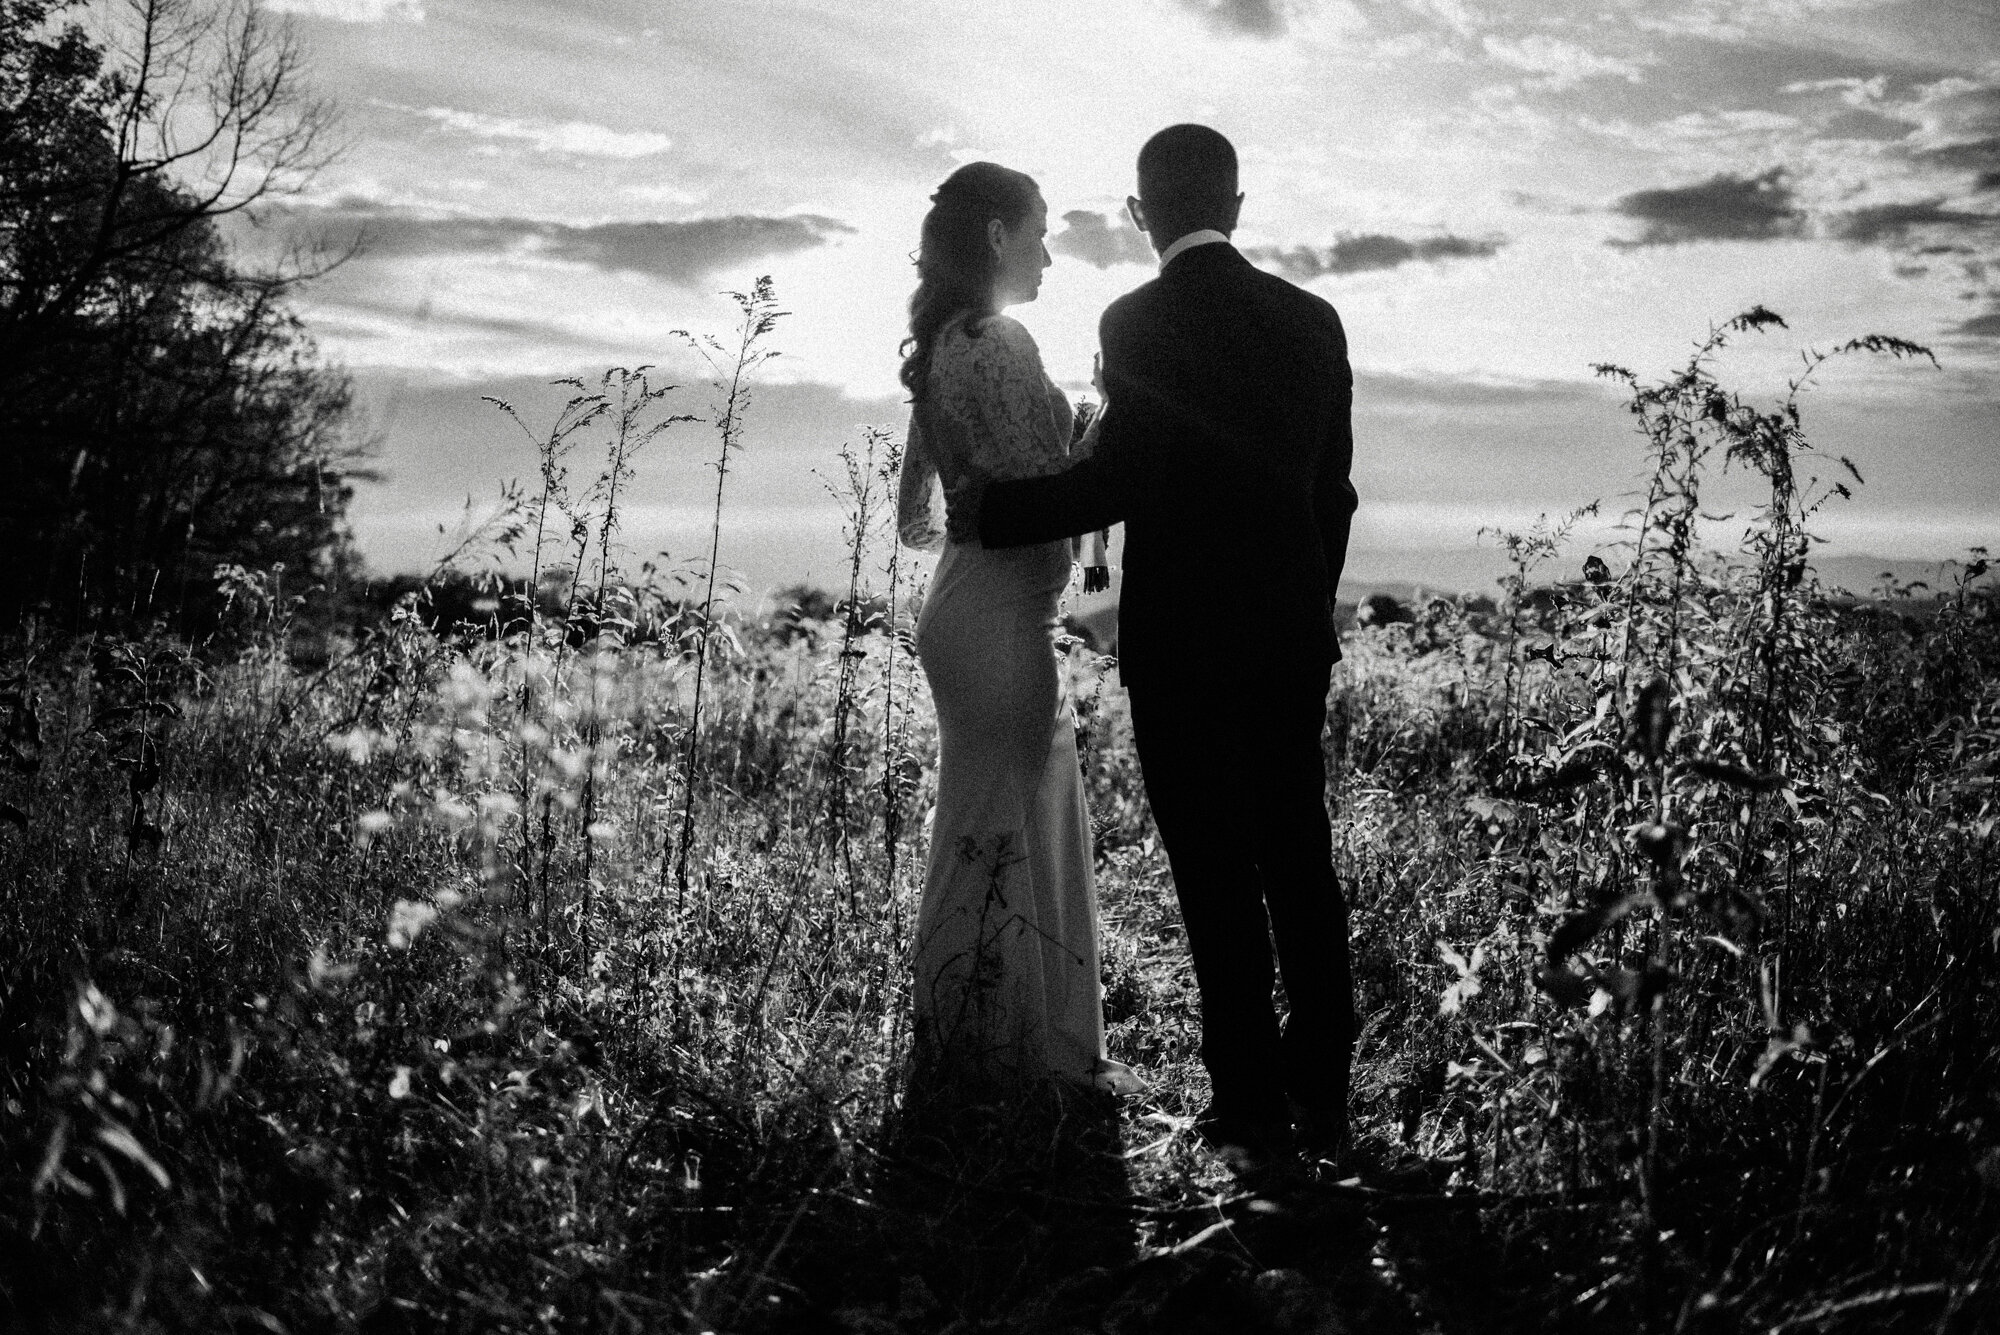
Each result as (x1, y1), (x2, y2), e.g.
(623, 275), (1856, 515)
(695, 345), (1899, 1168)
(900, 161), (1041, 402)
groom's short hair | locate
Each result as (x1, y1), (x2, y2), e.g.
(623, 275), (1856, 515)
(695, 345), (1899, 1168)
(1137, 125), (1239, 226)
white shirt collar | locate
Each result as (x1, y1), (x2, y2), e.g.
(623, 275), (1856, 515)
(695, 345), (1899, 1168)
(1158, 229), (1230, 270)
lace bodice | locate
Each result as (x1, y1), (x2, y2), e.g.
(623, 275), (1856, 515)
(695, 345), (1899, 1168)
(898, 315), (1077, 552)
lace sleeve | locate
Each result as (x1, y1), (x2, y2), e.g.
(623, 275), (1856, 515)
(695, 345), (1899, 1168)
(935, 315), (1070, 483)
(897, 408), (945, 552)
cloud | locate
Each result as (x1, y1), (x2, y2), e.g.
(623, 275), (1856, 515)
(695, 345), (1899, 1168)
(1831, 199), (2000, 245)
(1608, 168), (1805, 247)
(1784, 75), (1889, 103)
(1950, 312), (2000, 338)
(308, 296), (640, 353)
(278, 203), (853, 284)
(1357, 371), (1612, 410)
(1822, 76), (2000, 181)
(1050, 211), (1154, 270)
(261, 0), (422, 19)
(389, 104), (673, 160)
(1918, 137), (2000, 176)
(1399, 0), (1482, 39)
(1176, 0), (1284, 36)
(1479, 33), (1647, 89)
(1246, 232), (1504, 279)
(1632, 0), (1914, 45)
(1903, 79), (2000, 175)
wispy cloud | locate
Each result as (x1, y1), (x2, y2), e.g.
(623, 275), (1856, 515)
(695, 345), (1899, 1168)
(1899, 77), (2000, 178)
(1802, 73), (2000, 181)
(1479, 33), (1648, 89)
(1358, 371), (1612, 410)
(274, 202), (853, 284)
(1050, 210), (1154, 270)
(1608, 168), (1805, 247)
(1951, 311), (2000, 338)
(1831, 199), (2000, 245)
(1917, 137), (2000, 176)
(389, 104), (673, 160)
(1247, 232), (1505, 279)
(260, 0), (422, 20)
(1399, 0), (1483, 40)
(1176, 0), (1285, 37)
(1628, 0), (1890, 45)
(308, 296), (638, 354)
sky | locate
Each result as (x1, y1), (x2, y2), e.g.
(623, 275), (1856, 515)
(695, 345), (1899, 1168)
(208, 0), (1999, 595)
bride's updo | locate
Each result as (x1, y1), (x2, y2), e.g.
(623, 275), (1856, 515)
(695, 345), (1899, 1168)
(900, 161), (1042, 402)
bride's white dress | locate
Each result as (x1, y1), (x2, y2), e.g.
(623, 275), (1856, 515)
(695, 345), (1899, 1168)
(897, 313), (1141, 1098)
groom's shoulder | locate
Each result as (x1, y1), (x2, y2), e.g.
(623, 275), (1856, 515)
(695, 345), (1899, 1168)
(1098, 278), (1161, 337)
(1107, 275), (1163, 314)
(1257, 265), (1347, 340)
(1253, 260), (1338, 311)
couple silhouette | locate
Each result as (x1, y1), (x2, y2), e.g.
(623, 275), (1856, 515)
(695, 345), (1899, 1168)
(895, 124), (1358, 1164)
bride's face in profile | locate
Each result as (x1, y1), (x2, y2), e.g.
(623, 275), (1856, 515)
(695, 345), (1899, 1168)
(988, 194), (1050, 308)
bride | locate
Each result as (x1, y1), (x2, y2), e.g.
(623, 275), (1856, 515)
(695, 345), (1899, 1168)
(895, 161), (1140, 1101)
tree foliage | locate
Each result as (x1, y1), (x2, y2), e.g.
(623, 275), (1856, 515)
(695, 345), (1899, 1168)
(0, 0), (357, 631)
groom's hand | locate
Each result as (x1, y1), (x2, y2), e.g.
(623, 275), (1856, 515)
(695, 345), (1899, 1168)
(944, 479), (985, 544)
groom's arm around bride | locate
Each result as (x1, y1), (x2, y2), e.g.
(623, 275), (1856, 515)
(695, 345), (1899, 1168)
(956, 182), (1356, 700)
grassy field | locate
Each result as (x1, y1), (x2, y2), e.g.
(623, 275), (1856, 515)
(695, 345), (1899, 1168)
(2, 308), (1996, 1333)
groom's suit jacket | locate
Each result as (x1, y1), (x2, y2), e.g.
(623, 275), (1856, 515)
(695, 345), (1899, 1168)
(976, 241), (1357, 691)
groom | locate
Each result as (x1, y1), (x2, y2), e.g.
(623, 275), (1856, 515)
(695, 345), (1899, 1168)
(949, 124), (1359, 1157)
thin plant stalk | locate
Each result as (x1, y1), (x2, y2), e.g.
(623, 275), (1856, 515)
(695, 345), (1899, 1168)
(574, 368), (687, 976)
(820, 426), (893, 901)
(670, 278), (787, 905)
(877, 431), (909, 891)
(485, 383), (601, 948)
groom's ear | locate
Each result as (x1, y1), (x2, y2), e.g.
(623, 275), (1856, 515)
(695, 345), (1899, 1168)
(1126, 195), (1147, 236)
(1223, 192), (1244, 233)
(987, 217), (1006, 260)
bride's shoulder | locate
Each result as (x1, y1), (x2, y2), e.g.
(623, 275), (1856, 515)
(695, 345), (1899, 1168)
(978, 312), (1038, 349)
(962, 313), (1043, 369)
(932, 313), (1043, 392)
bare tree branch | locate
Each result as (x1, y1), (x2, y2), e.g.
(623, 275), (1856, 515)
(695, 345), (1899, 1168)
(2, 0), (341, 356)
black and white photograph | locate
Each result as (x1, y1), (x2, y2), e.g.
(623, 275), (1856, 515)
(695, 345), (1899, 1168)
(2, 0), (1997, 1330)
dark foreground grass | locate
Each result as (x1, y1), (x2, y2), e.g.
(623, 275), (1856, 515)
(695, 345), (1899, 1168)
(1, 567), (1994, 1334)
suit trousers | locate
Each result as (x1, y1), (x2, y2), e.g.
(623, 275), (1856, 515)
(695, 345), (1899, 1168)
(1126, 661), (1356, 1124)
